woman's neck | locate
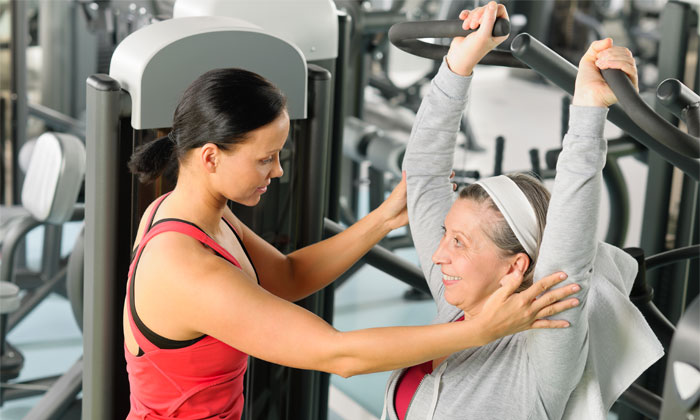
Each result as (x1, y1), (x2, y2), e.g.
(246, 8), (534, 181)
(166, 176), (228, 236)
(459, 302), (486, 321)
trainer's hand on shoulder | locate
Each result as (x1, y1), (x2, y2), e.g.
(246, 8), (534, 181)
(474, 270), (580, 343)
(446, 1), (510, 76)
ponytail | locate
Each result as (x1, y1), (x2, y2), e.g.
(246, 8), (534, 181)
(128, 134), (177, 184)
(128, 68), (287, 185)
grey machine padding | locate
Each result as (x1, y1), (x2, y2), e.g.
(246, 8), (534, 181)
(21, 132), (86, 225)
(343, 116), (406, 177)
(172, 0), (338, 62)
(18, 138), (37, 173)
(66, 227), (85, 331)
(0, 282), (21, 314)
(108, 16), (308, 129)
(1, 141), (37, 232)
(660, 297), (700, 420)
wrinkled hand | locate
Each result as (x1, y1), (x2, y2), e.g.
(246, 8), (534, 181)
(573, 38), (638, 108)
(446, 1), (510, 76)
(472, 270), (580, 343)
(379, 171), (408, 230)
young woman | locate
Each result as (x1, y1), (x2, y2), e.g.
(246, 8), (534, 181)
(380, 3), (654, 420)
(123, 63), (579, 418)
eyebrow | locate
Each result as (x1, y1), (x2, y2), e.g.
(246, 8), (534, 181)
(262, 148), (283, 156)
(453, 230), (472, 243)
(444, 224), (472, 243)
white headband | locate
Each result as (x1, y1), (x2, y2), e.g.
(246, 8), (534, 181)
(475, 175), (539, 259)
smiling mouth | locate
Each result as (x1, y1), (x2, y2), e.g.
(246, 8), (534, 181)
(442, 274), (462, 286)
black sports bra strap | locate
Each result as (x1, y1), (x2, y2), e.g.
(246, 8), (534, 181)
(145, 192), (172, 233)
(222, 217), (260, 285)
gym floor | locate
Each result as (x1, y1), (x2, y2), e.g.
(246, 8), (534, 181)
(1, 54), (645, 419)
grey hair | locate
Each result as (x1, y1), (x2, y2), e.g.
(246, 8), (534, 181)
(458, 173), (550, 292)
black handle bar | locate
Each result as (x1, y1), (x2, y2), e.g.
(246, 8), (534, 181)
(510, 33), (700, 180)
(656, 78), (700, 137)
(601, 68), (700, 159)
(388, 18), (510, 60)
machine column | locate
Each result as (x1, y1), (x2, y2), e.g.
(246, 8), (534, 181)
(84, 75), (130, 420)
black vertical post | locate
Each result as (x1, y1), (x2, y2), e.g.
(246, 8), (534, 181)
(669, 177), (698, 321)
(10, 0), (28, 205)
(641, 0), (690, 285)
(493, 136), (505, 176)
(620, 2), (693, 419)
(685, 66), (700, 306)
(528, 149), (541, 178)
(241, 65), (330, 420)
(670, 60), (700, 319)
(329, 11), (351, 224)
(368, 166), (385, 212)
(318, 11), (353, 420)
(288, 64), (333, 420)
(243, 64), (334, 420)
(560, 95), (570, 141)
(83, 74), (132, 420)
(512, 0), (555, 44)
(1, 96), (6, 204)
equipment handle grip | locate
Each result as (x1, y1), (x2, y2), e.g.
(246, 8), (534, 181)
(601, 68), (700, 159)
(389, 18), (510, 60)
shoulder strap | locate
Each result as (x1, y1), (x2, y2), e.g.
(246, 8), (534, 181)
(144, 192), (172, 234)
(222, 216), (240, 236)
(130, 219), (243, 281)
(126, 219), (242, 352)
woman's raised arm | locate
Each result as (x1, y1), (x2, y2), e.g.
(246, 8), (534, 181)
(527, 39), (638, 417)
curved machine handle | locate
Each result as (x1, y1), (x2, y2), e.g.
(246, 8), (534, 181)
(657, 78), (700, 116)
(601, 69), (700, 159)
(656, 78), (700, 137)
(389, 18), (510, 60)
(510, 32), (700, 180)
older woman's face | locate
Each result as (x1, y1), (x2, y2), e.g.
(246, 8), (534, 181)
(432, 198), (511, 316)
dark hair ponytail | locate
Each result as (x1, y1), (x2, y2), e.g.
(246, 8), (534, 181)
(128, 68), (287, 184)
(128, 135), (177, 184)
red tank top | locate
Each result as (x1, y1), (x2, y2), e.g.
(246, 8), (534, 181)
(125, 194), (251, 419)
(394, 315), (465, 420)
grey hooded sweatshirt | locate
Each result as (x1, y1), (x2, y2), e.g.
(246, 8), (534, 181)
(380, 60), (641, 420)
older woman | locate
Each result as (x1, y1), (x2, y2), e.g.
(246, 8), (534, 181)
(381, 3), (661, 420)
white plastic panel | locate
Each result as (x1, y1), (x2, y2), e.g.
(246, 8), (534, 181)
(0, 282), (21, 314)
(21, 132), (86, 224)
(109, 16), (308, 129)
(173, 0), (338, 62)
(674, 361), (700, 401)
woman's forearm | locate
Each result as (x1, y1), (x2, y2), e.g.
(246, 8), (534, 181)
(328, 320), (487, 378)
(281, 207), (393, 301)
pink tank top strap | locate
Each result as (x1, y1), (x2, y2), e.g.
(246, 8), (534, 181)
(151, 220), (243, 269)
(126, 293), (158, 353)
(126, 219), (243, 353)
(129, 219), (242, 281)
(144, 192), (172, 232)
